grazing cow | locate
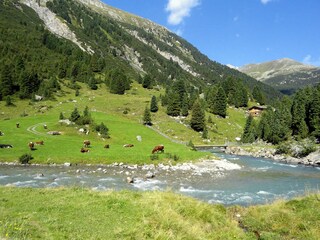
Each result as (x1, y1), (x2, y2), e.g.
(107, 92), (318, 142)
(16, 123), (20, 128)
(123, 144), (134, 148)
(0, 131), (3, 136)
(104, 144), (110, 149)
(83, 140), (91, 148)
(43, 124), (47, 129)
(136, 135), (142, 142)
(35, 141), (44, 145)
(28, 142), (35, 150)
(80, 147), (90, 153)
(152, 145), (164, 154)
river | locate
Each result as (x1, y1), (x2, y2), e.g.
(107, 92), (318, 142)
(0, 151), (319, 206)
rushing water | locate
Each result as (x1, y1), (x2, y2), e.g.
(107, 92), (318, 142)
(0, 151), (319, 206)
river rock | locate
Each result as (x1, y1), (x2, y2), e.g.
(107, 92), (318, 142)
(145, 171), (155, 179)
(126, 177), (134, 184)
(64, 162), (71, 167)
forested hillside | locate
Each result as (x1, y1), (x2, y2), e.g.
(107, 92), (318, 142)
(0, 0), (281, 103)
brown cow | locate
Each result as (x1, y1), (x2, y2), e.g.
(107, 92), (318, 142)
(28, 142), (35, 150)
(104, 144), (110, 149)
(83, 140), (90, 148)
(123, 144), (134, 147)
(35, 141), (44, 145)
(152, 145), (164, 154)
(80, 147), (90, 153)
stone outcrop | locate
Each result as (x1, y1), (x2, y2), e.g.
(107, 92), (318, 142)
(21, 0), (94, 54)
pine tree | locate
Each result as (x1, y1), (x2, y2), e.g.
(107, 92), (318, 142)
(252, 86), (266, 105)
(143, 106), (152, 126)
(291, 92), (308, 139)
(0, 66), (13, 97)
(109, 70), (126, 95)
(150, 95), (158, 112)
(207, 86), (217, 113)
(308, 88), (320, 137)
(180, 94), (189, 116)
(5, 96), (13, 106)
(166, 92), (181, 116)
(190, 100), (205, 132)
(242, 115), (256, 143)
(70, 107), (80, 122)
(212, 87), (227, 118)
(142, 74), (152, 89)
(202, 126), (208, 139)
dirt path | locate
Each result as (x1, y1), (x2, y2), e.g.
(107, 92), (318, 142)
(26, 123), (48, 136)
(146, 125), (187, 145)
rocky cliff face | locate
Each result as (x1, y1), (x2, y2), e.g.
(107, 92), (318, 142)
(21, 0), (94, 54)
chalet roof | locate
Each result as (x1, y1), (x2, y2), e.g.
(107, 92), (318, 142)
(248, 106), (268, 111)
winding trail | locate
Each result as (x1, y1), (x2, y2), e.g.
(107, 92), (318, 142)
(146, 125), (187, 145)
(26, 123), (48, 137)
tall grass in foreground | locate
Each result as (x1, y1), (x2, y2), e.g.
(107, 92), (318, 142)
(0, 187), (319, 239)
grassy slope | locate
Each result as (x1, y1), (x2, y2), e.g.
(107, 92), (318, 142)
(0, 82), (247, 164)
(0, 187), (319, 239)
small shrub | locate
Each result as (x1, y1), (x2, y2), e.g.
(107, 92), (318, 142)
(276, 142), (290, 155)
(187, 140), (196, 151)
(173, 154), (180, 161)
(150, 155), (159, 161)
(19, 154), (33, 164)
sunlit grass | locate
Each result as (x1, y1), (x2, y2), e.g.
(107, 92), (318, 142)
(1, 187), (319, 239)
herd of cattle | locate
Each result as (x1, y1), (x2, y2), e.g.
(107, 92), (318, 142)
(1, 127), (164, 155)
(26, 139), (164, 154)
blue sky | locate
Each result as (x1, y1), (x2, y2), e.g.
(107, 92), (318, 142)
(102, 0), (320, 67)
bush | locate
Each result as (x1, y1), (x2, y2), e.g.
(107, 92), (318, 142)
(276, 139), (316, 158)
(19, 154), (33, 164)
(150, 155), (159, 161)
(187, 140), (196, 151)
(276, 142), (291, 155)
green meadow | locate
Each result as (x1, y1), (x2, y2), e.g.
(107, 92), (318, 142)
(0, 187), (319, 240)
(0, 82), (247, 164)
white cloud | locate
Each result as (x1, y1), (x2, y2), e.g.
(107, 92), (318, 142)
(166, 0), (200, 25)
(261, 0), (272, 4)
(302, 54), (320, 66)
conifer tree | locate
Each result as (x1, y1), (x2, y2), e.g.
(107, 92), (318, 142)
(143, 106), (152, 126)
(212, 87), (227, 118)
(70, 107), (80, 122)
(242, 115), (256, 143)
(142, 74), (152, 89)
(308, 89), (320, 139)
(291, 92), (308, 139)
(252, 86), (266, 105)
(150, 95), (158, 112)
(180, 94), (189, 116)
(0, 66), (13, 97)
(207, 86), (217, 113)
(190, 100), (205, 132)
(166, 92), (181, 116)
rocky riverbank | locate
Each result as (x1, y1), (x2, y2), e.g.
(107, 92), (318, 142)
(225, 146), (320, 167)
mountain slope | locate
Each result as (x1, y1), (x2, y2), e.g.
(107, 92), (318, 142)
(0, 0), (281, 100)
(240, 58), (320, 94)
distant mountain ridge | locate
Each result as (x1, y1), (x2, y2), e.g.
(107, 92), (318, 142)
(240, 58), (320, 94)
